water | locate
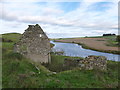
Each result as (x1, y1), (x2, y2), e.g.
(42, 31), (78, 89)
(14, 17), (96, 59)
(51, 41), (120, 61)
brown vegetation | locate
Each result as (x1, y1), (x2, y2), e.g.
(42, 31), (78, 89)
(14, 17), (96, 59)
(55, 38), (119, 54)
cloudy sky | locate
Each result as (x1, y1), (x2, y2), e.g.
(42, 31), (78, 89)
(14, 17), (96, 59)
(0, 0), (118, 38)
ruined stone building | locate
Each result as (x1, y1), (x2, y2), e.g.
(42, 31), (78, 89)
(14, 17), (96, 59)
(14, 24), (51, 63)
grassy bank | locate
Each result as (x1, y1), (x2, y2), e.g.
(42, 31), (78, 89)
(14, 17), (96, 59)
(2, 33), (119, 88)
(77, 42), (120, 55)
(2, 50), (119, 88)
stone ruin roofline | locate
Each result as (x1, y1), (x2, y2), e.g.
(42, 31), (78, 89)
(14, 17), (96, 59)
(28, 25), (34, 27)
(28, 24), (41, 28)
(27, 24), (44, 33)
(26, 24), (48, 39)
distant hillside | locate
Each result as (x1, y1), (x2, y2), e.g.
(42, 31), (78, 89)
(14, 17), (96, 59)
(2, 33), (22, 42)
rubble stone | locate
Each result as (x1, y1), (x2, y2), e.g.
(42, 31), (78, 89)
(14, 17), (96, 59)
(64, 55), (107, 71)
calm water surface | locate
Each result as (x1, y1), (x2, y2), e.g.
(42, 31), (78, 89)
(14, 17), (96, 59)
(51, 41), (119, 61)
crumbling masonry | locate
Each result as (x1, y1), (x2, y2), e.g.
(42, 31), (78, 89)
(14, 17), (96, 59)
(14, 24), (51, 63)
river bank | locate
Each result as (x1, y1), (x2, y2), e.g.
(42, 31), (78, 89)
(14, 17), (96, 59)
(53, 36), (120, 54)
(51, 41), (119, 61)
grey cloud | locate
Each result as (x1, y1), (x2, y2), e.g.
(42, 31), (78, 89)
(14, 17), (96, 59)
(1, 9), (117, 32)
(1, 12), (117, 31)
(1, 11), (18, 21)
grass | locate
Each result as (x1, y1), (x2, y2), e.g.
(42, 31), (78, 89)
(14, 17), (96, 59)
(50, 43), (55, 48)
(104, 36), (119, 47)
(42, 54), (84, 72)
(2, 52), (50, 88)
(2, 33), (119, 88)
(50, 37), (84, 41)
(2, 33), (22, 42)
(2, 50), (119, 88)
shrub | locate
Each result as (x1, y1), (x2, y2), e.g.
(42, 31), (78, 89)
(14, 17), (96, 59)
(1, 38), (13, 42)
(7, 52), (23, 60)
(103, 34), (116, 36)
(2, 48), (7, 53)
(116, 35), (120, 42)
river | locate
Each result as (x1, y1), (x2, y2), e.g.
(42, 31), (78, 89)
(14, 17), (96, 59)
(51, 41), (119, 61)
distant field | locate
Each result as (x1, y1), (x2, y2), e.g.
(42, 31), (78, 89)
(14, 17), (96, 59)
(54, 35), (119, 54)
(86, 36), (118, 47)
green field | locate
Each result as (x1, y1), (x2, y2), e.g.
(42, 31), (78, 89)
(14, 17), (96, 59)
(1, 33), (119, 88)
(103, 36), (119, 47)
(2, 33), (22, 42)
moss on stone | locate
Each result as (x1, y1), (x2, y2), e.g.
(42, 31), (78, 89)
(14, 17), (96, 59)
(20, 45), (27, 51)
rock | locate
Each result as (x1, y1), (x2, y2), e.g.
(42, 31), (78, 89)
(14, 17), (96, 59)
(56, 80), (60, 83)
(63, 58), (82, 67)
(46, 79), (51, 82)
(80, 56), (107, 70)
(18, 74), (28, 79)
(52, 72), (57, 74)
(29, 71), (36, 76)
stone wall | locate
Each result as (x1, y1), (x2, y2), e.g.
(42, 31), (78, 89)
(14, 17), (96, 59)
(14, 24), (51, 63)
(64, 55), (107, 71)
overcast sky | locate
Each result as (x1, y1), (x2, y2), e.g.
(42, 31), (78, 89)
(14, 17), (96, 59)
(0, 0), (118, 38)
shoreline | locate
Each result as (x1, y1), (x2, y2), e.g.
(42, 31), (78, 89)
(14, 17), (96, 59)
(53, 40), (120, 55)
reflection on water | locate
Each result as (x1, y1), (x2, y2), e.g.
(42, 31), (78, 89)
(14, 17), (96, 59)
(51, 41), (119, 61)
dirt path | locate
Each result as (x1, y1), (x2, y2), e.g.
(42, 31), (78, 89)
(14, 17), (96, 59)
(55, 38), (119, 53)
